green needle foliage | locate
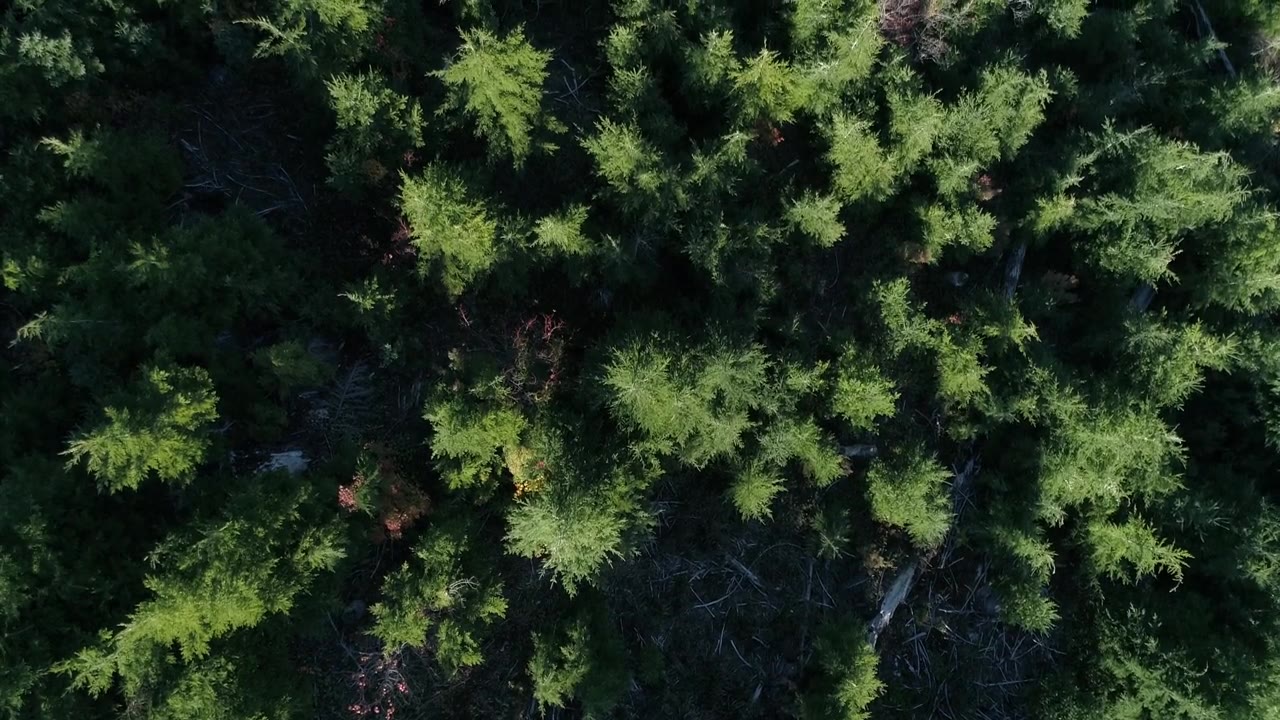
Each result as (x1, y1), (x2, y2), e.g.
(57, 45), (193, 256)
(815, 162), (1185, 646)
(5, 0), (1280, 717)
(64, 365), (218, 493)
(434, 26), (559, 165)
(400, 164), (500, 297)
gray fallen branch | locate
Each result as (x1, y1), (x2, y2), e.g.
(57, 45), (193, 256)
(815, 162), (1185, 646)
(840, 443), (879, 459)
(1190, 0), (1238, 79)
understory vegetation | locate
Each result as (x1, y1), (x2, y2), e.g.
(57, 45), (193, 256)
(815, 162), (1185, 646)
(4, 0), (1280, 718)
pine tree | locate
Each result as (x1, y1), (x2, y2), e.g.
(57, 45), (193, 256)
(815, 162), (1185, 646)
(582, 118), (684, 220)
(866, 446), (953, 549)
(800, 617), (885, 720)
(506, 454), (652, 595)
(826, 114), (896, 203)
(930, 60), (1052, 197)
(528, 601), (628, 717)
(434, 26), (558, 165)
(400, 164), (500, 297)
(831, 346), (898, 431)
(731, 48), (805, 126)
(1070, 126), (1250, 283)
(370, 513), (507, 673)
(425, 380), (526, 492)
(786, 192), (846, 248)
(602, 338), (768, 468)
(63, 365), (218, 493)
(58, 472), (345, 702)
(325, 71), (423, 190)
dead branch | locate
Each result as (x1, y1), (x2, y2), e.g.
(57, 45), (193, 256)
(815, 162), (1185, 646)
(1190, 0), (1238, 79)
(840, 443), (880, 459)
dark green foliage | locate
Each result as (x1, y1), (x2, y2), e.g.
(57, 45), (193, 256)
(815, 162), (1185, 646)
(325, 71), (423, 190)
(5, 0), (1280, 718)
(58, 472), (345, 707)
(528, 600), (628, 716)
(370, 514), (507, 672)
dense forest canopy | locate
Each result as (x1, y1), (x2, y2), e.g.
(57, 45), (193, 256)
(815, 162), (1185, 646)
(3, 0), (1280, 718)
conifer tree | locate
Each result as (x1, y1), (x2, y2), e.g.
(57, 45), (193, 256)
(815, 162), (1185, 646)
(434, 26), (558, 165)
(528, 602), (628, 717)
(400, 164), (500, 297)
(59, 472), (345, 704)
(866, 446), (953, 549)
(800, 617), (885, 720)
(1070, 126), (1250, 283)
(325, 71), (423, 190)
(370, 514), (507, 673)
(64, 365), (218, 493)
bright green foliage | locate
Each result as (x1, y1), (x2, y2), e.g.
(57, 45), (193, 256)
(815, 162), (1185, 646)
(874, 279), (943, 354)
(64, 365), (218, 493)
(400, 165), (500, 297)
(1071, 127), (1251, 283)
(931, 61), (1052, 196)
(683, 30), (738, 101)
(1039, 402), (1184, 522)
(827, 114), (895, 202)
(793, 0), (885, 112)
(1203, 74), (1280, 142)
(0, 14), (108, 122)
(1036, 0), (1091, 37)
(934, 332), (990, 407)
(917, 201), (996, 257)
(885, 63), (944, 171)
(832, 347), (898, 430)
(757, 416), (844, 486)
(59, 474), (344, 698)
(732, 48), (804, 125)
(603, 338), (768, 467)
(786, 192), (846, 247)
(583, 119), (682, 218)
(7, 1), (1280, 718)
(370, 516), (507, 672)
(800, 618), (885, 720)
(1121, 316), (1236, 408)
(1087, 518), (1190, 584)
(729, 460), (786, 520)
(507, 494), (629, 594)
(426, 390), (526, 491)
(529, 605), (628, 717)
(866, 447), (953, 548)
(325, 71), (423, 189)
(434, 27), (556, 165)
(534, 205), (592, 256)
(506, 458), (650, 595)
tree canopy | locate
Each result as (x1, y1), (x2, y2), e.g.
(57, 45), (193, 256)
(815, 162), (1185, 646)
(4, 0), (1280, 718)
